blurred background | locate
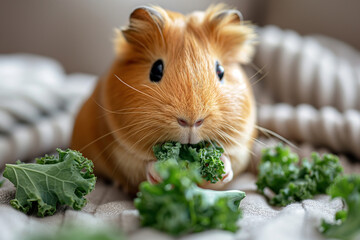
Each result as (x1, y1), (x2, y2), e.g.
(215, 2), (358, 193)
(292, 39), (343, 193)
(1, 0), (360, 75)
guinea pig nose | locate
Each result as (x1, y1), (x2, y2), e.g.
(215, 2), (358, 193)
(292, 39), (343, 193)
(177, 118), (189, 127)
(194, 118), (204, 127)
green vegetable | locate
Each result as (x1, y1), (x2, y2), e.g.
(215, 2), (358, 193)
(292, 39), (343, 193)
(256, 144), (343, 206)
(25, 224), (125, 240)
(0, 179), (4, 187)
(3, 149), (96, 217)
(153, 141), (225, 183)
(320, 175), (360, 240)
(135, 160), (245, 235)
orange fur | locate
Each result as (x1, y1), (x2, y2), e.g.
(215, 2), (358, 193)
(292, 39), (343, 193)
(71, 4), (257, 194)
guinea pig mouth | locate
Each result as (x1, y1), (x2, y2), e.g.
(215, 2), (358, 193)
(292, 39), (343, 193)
(155, 140), (220, 149)
(179, 129), (203, 145)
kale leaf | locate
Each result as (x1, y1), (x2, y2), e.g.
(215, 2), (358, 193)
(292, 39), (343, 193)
(3, 149), (96, 217)
(26, 224), (125, 240)
(320, 175), (360, 240)
(134, 160), (245, 235)
(153, 141), (225, 183)
(256, 144), (343, 206)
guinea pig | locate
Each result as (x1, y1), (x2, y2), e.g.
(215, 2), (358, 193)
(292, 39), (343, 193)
(70, 4), (257, 194)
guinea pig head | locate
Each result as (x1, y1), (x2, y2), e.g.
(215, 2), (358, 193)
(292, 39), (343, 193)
(104, 4), (256, 159)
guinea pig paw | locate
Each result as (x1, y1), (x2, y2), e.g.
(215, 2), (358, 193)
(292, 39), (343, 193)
(146, 161), (162, 184)
(221, 155), (233, 183)
(198, 155), (233, 189)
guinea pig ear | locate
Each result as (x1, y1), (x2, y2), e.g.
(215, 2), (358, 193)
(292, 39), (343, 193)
(117, 6), (166, 51)
(212, 9), (243, 24)
(205, 5), (256, 64)
(128, 6), (164, 27)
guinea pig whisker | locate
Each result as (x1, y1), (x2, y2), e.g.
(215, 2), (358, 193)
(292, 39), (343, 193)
(98, 111), (157, 118)
(249, 62), (263, 74)
(113, 106), (151, 111)
(114, 74), (163, 103)
(216, 130), (255, 155)
(141, 84), (166, 101)
(218, 129), (241, 145)
(256, 126), (298, 150)
(144, 132), (166, 159)
(106, 127), (163, 182)
(93, 137), (119, 164)
(242, 145), (256, 157)
(79, 121), (148, 152)
(107, 142), (126, 178)
(228, 66), (268, 98)
(217, 127), (249, 147)
(249, 64), (267, 80)
(216, 129), (256, 157)
(242, 144), (256, 157)
(139, 129), (164, 152)
(101, 137), (140, 193)
(125, 119), (162, 138)
(206, 138), (216, 148)
(122, 123), (156, 144)
(236, 70), (268, 96)
(249, 62), (267, 78)
(111, 106), (154, 113)
(220, 121), (265, 146)
(206, 136), (231, 157)
(91, 97), (122, 115)
(91, 98), (157, 120)
(92, 100), (147, 113)
(218, 113), (295, 149)
(227, 114), (296, 148)
(128, 127), (162, 154)
(250, 70), (268, 87)
(97, 106), (157, 118)
(215, 129), (232, 146)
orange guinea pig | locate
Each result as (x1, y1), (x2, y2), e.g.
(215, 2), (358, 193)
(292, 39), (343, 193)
(71, 4), (257, 194)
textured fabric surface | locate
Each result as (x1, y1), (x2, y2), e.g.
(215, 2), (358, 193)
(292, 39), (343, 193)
(1, 139), (358, 240)
(0, 142), (354, 240)
(1, 25), (360, 240)
(0, 54), (97, 168)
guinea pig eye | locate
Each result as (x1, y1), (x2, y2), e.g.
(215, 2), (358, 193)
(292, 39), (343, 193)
(215, 61), (225, 81)
(150, 59), (164, 82)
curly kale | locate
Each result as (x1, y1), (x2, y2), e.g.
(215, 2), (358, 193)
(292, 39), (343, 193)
(320, 175), (360, 240)
(134, 160), (245, 235)
(153, 141), (225, 183)
(3, 149), (96, 217)
(256, 144), (343, 206)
